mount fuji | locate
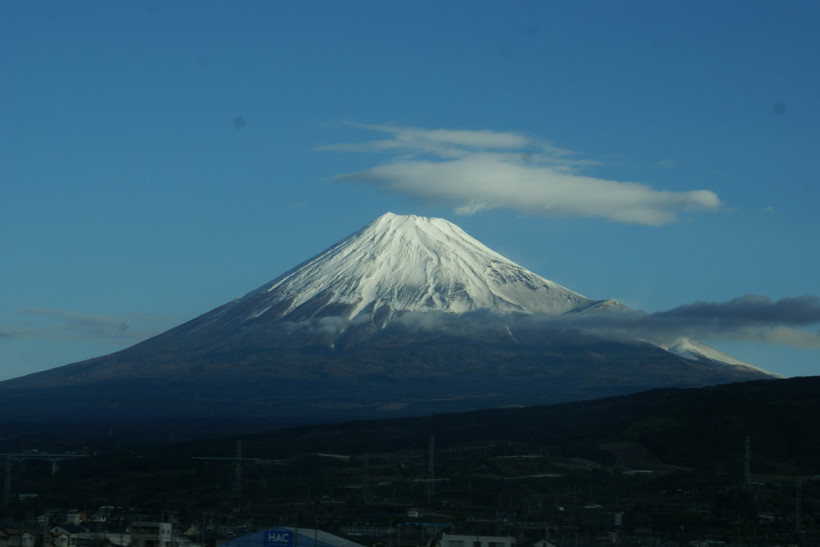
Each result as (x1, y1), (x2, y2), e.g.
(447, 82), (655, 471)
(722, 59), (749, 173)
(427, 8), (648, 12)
(0, 213), (777, 424)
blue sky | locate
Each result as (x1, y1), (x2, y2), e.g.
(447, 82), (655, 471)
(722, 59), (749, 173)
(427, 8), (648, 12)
(2, 1), (819, 380)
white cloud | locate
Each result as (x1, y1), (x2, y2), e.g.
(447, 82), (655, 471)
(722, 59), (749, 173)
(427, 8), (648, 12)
(327, 124), (722, 226)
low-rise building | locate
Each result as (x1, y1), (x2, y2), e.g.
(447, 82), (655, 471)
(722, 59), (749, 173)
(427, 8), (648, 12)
(218, 527), (365, 547)
(128, 522), (173, 547)
(439, 534), (515, 547)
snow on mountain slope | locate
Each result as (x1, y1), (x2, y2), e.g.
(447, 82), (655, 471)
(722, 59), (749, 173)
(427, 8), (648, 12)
(664, 338), (784, 378)
(235, 212), (610, 323)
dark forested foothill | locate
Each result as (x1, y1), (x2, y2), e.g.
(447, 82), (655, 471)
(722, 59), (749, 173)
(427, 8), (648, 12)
(1, 376), (819, 545)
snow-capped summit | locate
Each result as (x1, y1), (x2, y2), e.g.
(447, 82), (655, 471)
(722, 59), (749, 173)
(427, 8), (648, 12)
(237, 212), (613, 323)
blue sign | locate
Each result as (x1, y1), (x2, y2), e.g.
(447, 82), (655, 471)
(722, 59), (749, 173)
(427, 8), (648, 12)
(264, 529), (294, 547)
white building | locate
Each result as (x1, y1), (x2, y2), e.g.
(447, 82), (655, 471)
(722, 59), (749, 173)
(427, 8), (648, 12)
(128, 522), (173, 547)
(218, 527), (365, 547)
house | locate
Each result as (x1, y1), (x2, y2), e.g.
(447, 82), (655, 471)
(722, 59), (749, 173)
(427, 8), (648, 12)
(47, 530), (70, 547)
(1, 530), (36, 547)
(63, 512), (86, 526)
(49, 525), (93, 547)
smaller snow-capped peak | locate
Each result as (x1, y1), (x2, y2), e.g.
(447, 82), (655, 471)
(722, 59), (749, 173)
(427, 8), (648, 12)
(241, 212), (611, 322)
(572, 298), (630, 314)
(664, 338), (783, 378)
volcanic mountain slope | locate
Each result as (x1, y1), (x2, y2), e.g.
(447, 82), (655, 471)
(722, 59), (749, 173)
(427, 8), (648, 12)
(0, 213), (777, 423)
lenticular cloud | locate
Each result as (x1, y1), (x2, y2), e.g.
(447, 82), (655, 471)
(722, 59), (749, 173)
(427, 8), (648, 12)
(327, 124), (722, 226)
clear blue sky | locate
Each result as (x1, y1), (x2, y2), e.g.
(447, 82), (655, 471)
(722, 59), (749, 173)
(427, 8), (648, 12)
(2, 1), (819, 380)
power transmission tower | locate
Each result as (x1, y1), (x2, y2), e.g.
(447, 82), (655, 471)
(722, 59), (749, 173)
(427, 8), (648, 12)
(3, 458), (10, 510)
(362, 453), (371, 502)
(426, 435), (435, 500)
(232, 441), (243, 514)
(795, 479), (804, 534)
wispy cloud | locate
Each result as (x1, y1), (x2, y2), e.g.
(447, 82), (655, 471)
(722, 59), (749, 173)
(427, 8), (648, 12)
(643, 295), (820, 348)
(525, 295), (820, 349)
(324, 124), (721, 226)
(654, 295), (820, 327)
(1, 308), (168, 342)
